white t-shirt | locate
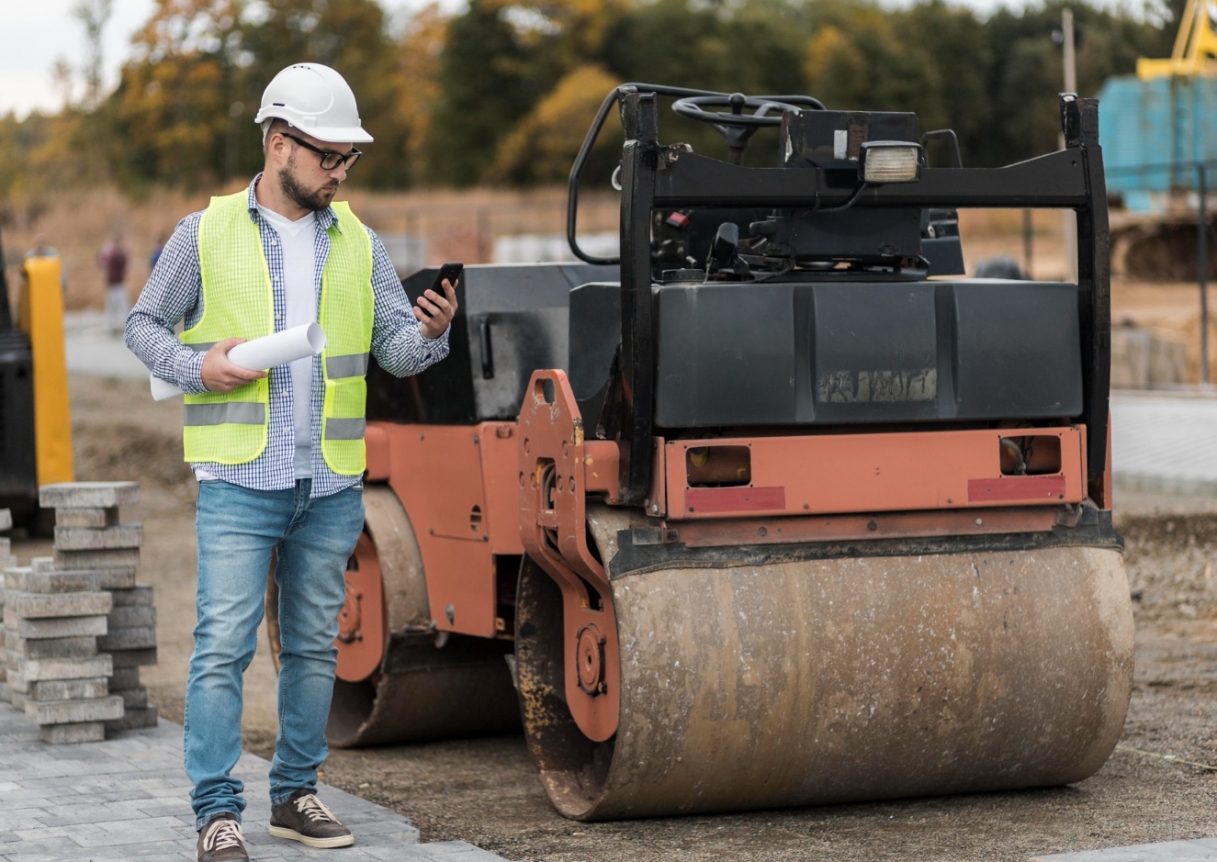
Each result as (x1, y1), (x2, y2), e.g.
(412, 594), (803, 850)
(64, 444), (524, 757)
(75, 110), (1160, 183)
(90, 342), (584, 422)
(257, 204), (317, 479)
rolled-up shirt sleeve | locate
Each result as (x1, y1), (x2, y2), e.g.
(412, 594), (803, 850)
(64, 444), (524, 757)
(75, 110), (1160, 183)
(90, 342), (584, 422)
(124, 212), (208, 395)
(368, 227), (450, 377)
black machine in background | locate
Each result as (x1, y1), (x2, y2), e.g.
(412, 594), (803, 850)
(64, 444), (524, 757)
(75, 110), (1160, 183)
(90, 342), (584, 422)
(0, 226), (38, 528)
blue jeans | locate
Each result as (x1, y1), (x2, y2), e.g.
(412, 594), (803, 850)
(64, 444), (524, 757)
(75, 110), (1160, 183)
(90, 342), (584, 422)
(184, 479), (363, 830)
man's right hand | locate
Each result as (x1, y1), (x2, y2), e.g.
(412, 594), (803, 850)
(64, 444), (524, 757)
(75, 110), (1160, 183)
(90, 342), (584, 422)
(201, 338), (267, 393)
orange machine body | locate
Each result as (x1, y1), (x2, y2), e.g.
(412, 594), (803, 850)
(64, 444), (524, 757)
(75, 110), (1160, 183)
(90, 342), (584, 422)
(358, 388), (1097, 647)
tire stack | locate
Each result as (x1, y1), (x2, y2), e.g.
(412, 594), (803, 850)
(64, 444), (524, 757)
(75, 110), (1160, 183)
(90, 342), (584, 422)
(39, 481), (158, 734)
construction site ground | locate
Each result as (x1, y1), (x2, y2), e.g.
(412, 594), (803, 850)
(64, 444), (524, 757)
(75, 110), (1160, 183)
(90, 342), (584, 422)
(5, 370), (1208, 862)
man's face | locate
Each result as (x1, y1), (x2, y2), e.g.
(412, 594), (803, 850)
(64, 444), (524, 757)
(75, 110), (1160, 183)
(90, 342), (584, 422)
(274, 130), (355, 212)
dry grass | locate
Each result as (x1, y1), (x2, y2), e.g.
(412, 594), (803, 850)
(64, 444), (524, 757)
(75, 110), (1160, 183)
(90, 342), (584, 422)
(2, 183), (619, 312)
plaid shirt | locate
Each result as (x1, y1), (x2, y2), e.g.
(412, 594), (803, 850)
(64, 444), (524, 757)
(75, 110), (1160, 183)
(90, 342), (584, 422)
(125, 175), (449, 497)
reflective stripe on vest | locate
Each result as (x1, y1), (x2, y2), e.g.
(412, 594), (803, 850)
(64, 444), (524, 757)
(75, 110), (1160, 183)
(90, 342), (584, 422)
(325, 418), (367, 440)
(185, 403), (266, 426)
(181, 191), (374, 474)
(325, 352), (369, 378)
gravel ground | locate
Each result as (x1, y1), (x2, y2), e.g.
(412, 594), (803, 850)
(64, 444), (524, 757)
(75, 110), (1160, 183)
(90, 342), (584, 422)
(14, 375), (1217, 862)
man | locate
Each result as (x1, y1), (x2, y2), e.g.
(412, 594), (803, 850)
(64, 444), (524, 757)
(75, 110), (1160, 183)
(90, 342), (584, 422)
(99, 232), (129, 333)
(126, 63), (458, 862)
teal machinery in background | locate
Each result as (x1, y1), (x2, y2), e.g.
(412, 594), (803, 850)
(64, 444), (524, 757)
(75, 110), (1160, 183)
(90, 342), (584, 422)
(1098, 75), (1217, 212)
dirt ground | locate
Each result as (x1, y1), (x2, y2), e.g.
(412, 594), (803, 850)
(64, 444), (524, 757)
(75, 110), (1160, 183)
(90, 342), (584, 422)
(9, 374), (1217, 862)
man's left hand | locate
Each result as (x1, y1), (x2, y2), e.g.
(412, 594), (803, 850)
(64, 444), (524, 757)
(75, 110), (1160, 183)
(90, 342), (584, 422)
(415, 278), (458, 339)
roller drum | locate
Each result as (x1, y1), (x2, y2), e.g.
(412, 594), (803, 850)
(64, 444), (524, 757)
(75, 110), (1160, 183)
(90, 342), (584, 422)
(518, 539), (1133, 819)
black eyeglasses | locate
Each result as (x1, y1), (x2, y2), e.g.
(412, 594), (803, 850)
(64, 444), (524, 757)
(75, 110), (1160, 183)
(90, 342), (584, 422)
(282, 132), (362, 171)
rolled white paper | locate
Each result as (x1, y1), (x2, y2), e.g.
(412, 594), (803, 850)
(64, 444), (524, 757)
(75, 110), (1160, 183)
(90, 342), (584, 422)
(150, 323), (327, 401)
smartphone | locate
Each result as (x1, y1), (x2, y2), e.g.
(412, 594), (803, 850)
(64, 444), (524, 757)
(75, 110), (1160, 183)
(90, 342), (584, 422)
(420, 262), (462, 321)
(429, 262), (463, 296)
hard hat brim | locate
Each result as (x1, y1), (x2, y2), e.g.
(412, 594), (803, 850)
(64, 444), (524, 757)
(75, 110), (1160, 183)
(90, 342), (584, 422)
(253, 109), (374, 144)
(303, 125), (374, 144)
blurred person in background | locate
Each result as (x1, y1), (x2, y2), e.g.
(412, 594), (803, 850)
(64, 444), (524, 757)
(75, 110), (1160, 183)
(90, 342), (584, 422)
(98, 232), (129, 333)
(125, 62), (458, 862)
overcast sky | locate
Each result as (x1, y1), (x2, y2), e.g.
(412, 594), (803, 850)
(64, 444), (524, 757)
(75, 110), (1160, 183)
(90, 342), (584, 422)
(0, 0), (1133, 119)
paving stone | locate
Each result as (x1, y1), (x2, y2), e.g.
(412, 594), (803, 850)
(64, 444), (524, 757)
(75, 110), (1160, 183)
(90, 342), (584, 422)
(110, 667), (140, 690)
(98, 568), (138, 590)
(9, 690), (25, 709)
(107, 606), (156, 629)
(39, 482), (139, 510)
(112, 685), (146, 709)
(108, 586), (153, 607)
(53, 524), (143, 551)
(52, 548), (140, 571)
(13, 615), (107, 639)
(1, 569), (28, 592)
(1034, 840), (1217, 860)
(110, 648), (156, 668)
(4, 633), (96, 660)
(104, 705), (156, 732)
(29, 677), (108, 702)
(39, 722), (105, 744)
(17, 654), (112, 682)
(0, 682), (9, 703)
(98, 627), (155, 652)
(0, 703), (511, 861)
(55, 507), (119, 529)
(5, 568), (100, 594)
(6, 591), (111, 619)
(26, 695), (124, 725)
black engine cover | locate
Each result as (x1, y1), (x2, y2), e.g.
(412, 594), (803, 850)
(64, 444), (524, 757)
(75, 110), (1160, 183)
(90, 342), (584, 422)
(569, 278), (1083, 429)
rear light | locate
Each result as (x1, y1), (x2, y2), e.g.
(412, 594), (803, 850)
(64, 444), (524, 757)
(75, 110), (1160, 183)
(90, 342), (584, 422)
(860, 141), (922, 183)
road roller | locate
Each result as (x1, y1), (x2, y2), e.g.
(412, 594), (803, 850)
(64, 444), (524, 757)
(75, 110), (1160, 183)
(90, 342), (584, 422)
(267, 84), (1132, 820)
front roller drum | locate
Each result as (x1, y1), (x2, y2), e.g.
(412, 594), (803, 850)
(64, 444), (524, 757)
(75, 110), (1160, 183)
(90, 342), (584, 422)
(517, 540), (1134, 820)
(266, 484), (520, 748)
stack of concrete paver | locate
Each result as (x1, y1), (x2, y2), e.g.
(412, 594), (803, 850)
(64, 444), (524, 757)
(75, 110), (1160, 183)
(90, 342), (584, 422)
(0, 507), (13, 702)
(39, 481), (158, 734)
(4, 555), (122, 743)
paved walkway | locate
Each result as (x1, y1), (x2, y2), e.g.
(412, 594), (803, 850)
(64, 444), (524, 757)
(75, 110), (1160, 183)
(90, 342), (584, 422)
(1111, 391), (1217, 495)
(1035, 838), (1217, 861)
(63, 311), (149, 380)
(0, 704), (508, 862)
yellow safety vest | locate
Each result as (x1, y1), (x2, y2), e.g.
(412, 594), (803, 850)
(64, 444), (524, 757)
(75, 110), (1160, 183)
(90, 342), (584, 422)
(182, 190), (374, 476)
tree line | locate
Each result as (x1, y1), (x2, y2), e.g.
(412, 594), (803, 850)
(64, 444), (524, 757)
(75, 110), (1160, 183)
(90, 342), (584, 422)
(0, 0), (1181, 201)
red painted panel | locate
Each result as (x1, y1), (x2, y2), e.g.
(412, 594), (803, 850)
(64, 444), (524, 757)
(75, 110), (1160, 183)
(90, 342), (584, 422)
(386, 424), (496, 637)
(685, 486), (787, 514)
(968, 475), (1067, 502)
(666, 426), (1086, 520)
(364, 423), (391, 482)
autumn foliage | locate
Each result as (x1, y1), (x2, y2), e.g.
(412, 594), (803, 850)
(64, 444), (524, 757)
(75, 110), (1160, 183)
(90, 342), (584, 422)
(0, 0), (1182, 203)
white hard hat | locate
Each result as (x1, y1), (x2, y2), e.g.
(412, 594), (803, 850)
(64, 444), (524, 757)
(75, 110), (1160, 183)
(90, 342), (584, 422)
(254, 63), (373, 144)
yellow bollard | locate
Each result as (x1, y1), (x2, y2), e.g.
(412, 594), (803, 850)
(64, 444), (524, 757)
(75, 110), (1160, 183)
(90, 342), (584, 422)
(19, 256), (74, 486)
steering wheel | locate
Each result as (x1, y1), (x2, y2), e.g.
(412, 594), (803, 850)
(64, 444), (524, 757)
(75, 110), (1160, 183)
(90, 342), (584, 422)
(672, 92), (825, 162)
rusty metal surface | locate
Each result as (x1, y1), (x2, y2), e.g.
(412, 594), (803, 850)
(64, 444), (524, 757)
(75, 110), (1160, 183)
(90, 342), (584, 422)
(520, 510), (1133, 820)
(518, 369), (621, 742)
(324, 484), (520, 748)
(327, 644), (520, 748)
(364, 484), (430, 637)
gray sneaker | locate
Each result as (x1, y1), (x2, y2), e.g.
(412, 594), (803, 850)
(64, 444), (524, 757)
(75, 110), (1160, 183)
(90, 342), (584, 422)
(269, 789), (354, 848)
(197, 813), (248, 862)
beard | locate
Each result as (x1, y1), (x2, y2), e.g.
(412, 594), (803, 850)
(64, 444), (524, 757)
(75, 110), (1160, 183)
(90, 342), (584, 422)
(278, 153), (339, 212)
